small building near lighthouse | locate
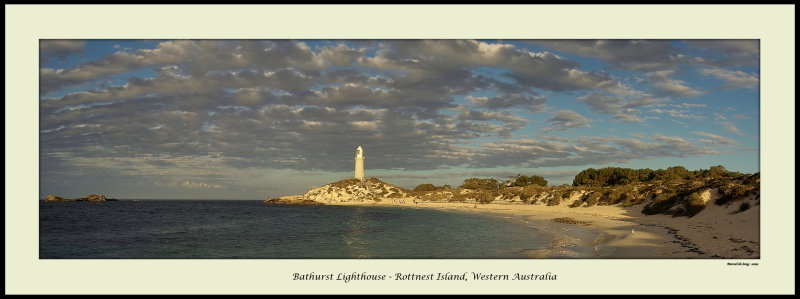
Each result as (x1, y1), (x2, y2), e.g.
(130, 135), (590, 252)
(354, 146), (365, 181)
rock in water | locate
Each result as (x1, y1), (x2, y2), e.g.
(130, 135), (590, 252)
(264, 196), (324, 205)
(84, 194), (107, 202)
(44, 195), (66, 202)
(43, 194), (117, 202)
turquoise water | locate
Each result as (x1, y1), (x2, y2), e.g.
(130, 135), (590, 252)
(39, 200), (550, 259)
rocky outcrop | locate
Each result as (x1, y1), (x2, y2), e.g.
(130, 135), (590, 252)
(264, 196), (324, 205)
(44, 194), (118, 202)
(264, 178), (411, 205)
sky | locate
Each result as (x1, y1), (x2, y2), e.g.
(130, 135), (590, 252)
(38, 39), (760, 199)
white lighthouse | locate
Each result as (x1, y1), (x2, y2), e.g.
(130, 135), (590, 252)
(354, 146), (365, 181)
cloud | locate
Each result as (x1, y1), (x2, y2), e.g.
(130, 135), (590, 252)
(684, 40), (759, 67)
(538, 40), (760, 96)
(577, 92), (662, 123)
(360, 40), (635, 96)
(470, 135), (717, 169)
(180, 180), (226, 189)
(467, 94), (546, 112)
(536, 40), (678, 72)
(649, 108), (705, 121)
(716, 121), (744, 135)
(693, 131), (738, 145)
(547, 110), (591, 131)
(613, 113), (646, 123)
(646, 70), (704, 98)
(40, 40), (87, 58)
(39, 40), (334, 95)
(699, 67), (759, 89)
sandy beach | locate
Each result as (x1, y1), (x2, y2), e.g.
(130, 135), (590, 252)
(328, 195), (760, 259)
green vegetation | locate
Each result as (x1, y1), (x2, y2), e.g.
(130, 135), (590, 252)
(460, 178), (500, 190)
(572, 165), (745, 187)
(568, 198), (584, 208)
(476, 191), (497, 204)
(583, 191), (603, 207)
(401, 165), (758, 218)
(738, 201), (751, 213)
(572, 167), (654, 187)
(604, 184), (637, 206)
(509, 175), (548, 187)
(642, 191), (680, 215)
(685, 191), (707, 217)
(716, 184), (757, 205)
(413, 183), (437, 192)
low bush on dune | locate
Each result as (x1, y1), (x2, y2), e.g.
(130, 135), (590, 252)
(738, 201), (751, 213)
(476, 191), (497, 204)
(583, 191), (603, 207)
(642, 191), (680, 215)
(460, 178), (500, 190)
(685, 191), (707, 217)
(716, 184), (757, 205)
(413, 184), (437, 192)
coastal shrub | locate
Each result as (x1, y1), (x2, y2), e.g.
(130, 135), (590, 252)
(497, 188), (521, 202)
(642, 191), (679, 215)
(460, 178), (500, 190)
(705, 165), (729, 178)
(743, 173), (760, 187)
(517, 189), (534, 203)
(378, 189), (389, 197)
(716, 184), (753, 205)
(573, 167), (654, 187)
(705, 177), (731, 190)
(583, 191), (602, 207)
(413, 184), (437, 192)
(572, 165), (751, 187)
(696, 165), (743, 179)
(510, 175), (548, 187)
(546, 195), (561, 206)
(449, 191), (469, 202)
(387, 192), (403, 198)
(652, 166), (695, 182)
(513, 184), (545, 203)
(604, 185), (635, 205)
(330, 178), (362, 189)
(475, 191), (496, 204)
(619, 191), (646, 207)
(685, 191), (707, 217)
(738, 201), (751, 213)
(568, 199), (584, 208)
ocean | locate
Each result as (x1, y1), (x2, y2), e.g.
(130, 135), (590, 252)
(39, 200), (551, 259)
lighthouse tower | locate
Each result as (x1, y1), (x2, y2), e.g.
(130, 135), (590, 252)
(354, 146), (365, 181)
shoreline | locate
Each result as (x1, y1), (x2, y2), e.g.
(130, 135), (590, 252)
(326, 199), (759, 259)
